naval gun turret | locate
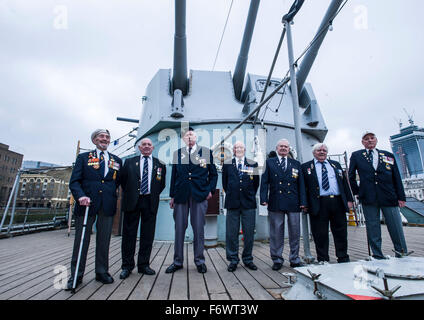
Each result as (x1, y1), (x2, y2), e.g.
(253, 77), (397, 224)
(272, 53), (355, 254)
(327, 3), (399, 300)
(134, 0), (345, 243)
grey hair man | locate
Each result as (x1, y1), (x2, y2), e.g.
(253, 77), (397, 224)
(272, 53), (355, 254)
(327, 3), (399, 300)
(222, 141), (259, 272)
(301, 143), (353, 263)
(260, 139), (307, 270)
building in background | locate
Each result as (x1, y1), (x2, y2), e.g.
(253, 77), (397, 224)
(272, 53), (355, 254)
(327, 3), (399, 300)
(390, 119), (424, 179)
(16, 167), (72, 209)
(23, 161), (60, 169)
(0, 143), (24, 206)
(403, 178), (424, 201)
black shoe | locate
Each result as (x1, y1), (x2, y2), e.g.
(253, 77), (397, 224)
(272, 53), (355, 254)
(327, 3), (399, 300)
(95, 272), (114, 284)
(272, 262), (283, 271)
(196, 263), (207, 273)
(244, 262), (257, 271)
(119, 269), (131, 279)
(138, 266), (156, 275)
(290, 262), (305, 268)
(227, 263), (237, 272)
(165, 263), (183, 273)
(65, 276), (83, 291)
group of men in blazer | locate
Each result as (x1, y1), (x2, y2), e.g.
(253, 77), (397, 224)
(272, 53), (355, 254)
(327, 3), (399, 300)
(65, 128), (408, 290)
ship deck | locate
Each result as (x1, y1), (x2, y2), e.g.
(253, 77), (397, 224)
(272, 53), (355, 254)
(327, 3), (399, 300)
(0, 226), (423, 300)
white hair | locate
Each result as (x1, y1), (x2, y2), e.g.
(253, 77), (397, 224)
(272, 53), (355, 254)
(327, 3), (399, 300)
(136, 137), (153, 148)
(276, 139), (290, 147)
(312, 143), (328, 153)
(233, 141), (245, 149)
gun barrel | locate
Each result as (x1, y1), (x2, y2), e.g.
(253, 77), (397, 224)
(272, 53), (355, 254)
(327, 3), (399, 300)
(295, 0), (344, 94)
(172, 0), (188, 95)
(232, 0), (260, 101)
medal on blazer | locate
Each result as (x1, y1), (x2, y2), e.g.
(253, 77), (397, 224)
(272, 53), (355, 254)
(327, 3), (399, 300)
(292, 168), (298, 179)
(307, 168), (312, 175)
(156, 167), (162, 181)
(88, 152), (100, 169)
(113, 171), (117, 180)
(108, 157), (120, 170)
(199, 158), (207, 168)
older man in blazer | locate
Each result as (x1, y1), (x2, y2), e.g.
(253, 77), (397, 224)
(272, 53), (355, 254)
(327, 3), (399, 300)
(301, 143), (353, 263)
(66, 129), (122, 290)
(349, 131), (408, 259)
(119, 138), (166, 279)
(260, 139), (307, 270)
(167, 128), (218, 274)
(222, 141), (259, 272)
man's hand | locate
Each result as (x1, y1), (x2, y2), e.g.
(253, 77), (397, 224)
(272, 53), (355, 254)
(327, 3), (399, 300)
(300, 206), (307, 212)
(169, 198), (175, 209)
(261, 202), (268, 206)
(78, 196), (91, 206)
(206, 192), (213, 200)
(348, 201), (353, 209)
(398, 200), (406, 208)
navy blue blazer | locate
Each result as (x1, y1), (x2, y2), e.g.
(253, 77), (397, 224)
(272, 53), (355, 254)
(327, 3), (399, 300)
(301, 160), (353, 216)
(222, 158), (259, 210)
(260, 157), (307, 212)
(348, 149), (405, 206)
(69, 150), (122, 217)
(170, 146), (218, 204)
(120, 155), (166, 214)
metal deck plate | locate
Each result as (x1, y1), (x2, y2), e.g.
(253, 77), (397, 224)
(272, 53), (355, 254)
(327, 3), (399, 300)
(284, 257), (424, 300)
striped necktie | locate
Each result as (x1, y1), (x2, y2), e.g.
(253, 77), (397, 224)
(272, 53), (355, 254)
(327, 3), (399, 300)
(237, 161), (243, 178)
(368, 149), (373, 163)
(99, 151), (105, 177)
(140, 156), (149, 194)
(321, 161), (329, 191)
(280, 157), (286, 172)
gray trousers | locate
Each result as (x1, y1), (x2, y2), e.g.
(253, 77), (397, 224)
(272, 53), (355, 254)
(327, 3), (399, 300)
(71, 209), (114, 277)
(362, 205), (408, 258)
(226, 208), (256, 265)
(173, 197), (208, 266)
(268, 211), (301, 264)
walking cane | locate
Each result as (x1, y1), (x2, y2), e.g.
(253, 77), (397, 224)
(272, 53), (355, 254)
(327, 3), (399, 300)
(71, 205), (89, 294)
(343, 169), (372, 257)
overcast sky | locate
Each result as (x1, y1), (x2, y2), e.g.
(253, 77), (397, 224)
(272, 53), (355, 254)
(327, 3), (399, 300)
(1, 0), (423, 165)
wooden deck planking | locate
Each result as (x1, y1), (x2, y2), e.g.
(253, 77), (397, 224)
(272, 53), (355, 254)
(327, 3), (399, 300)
(0, 225), (422, 300)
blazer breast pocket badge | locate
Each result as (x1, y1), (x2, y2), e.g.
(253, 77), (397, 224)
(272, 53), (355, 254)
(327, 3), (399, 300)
(156, 167), (162, 181)
(292, 168), (299, 179)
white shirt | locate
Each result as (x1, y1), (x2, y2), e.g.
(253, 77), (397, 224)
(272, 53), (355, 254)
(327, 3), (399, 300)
(366, 148), (378, 170)
(140, 154), (153, 194)
(186, 144), (198, 154)
(235, 156), (245, 169)
(96, 148), (109, 177)
(314, 158), (340, 196)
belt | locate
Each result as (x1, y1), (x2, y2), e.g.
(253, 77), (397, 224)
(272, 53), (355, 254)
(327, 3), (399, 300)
(320, 195), (340, 199)
(139, 194), (151, 197)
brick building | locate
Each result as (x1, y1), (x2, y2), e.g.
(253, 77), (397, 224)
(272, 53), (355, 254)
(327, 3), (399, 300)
(16, 167), (73, 209)
(0, 143), (24, 206)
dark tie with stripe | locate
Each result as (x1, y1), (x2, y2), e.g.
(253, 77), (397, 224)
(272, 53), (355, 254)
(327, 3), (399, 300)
(99, 151), (105, 177)
(280, 157), (286, 172)
(368, 150), (373, 163)
(237, 161), (243, 179)
(321, 161), (329, 191)
(140, 156), (149, 194)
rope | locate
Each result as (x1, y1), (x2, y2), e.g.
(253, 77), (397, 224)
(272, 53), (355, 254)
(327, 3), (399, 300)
(212, 0), (234, 71)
